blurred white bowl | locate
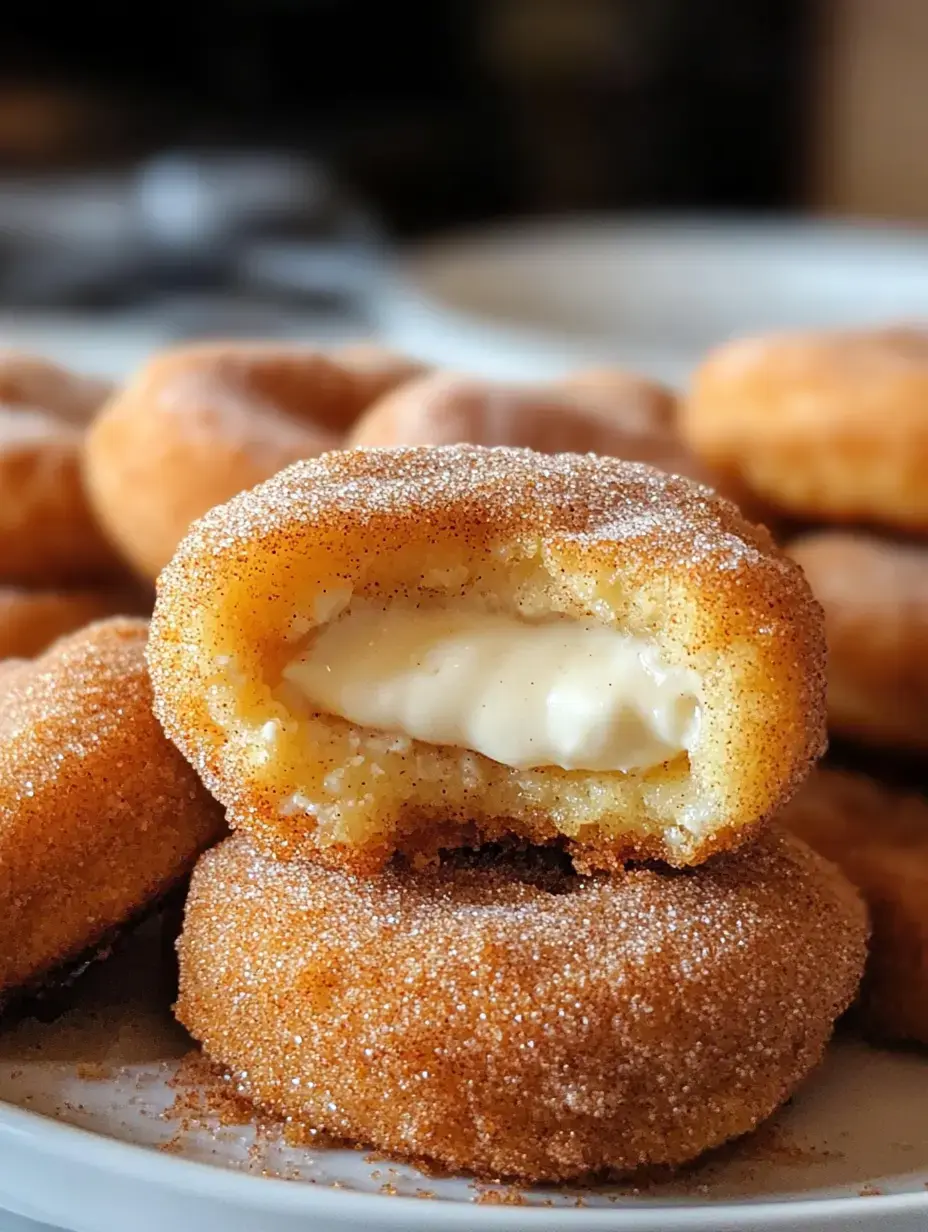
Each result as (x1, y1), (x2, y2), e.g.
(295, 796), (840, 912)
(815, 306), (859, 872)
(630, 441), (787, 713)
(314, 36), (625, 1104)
(380, 216), (928, 384)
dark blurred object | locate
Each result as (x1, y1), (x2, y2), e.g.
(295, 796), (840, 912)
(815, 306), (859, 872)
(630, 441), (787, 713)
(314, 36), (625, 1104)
(0, 150), (383, 341)
(0, 0), (810, 235)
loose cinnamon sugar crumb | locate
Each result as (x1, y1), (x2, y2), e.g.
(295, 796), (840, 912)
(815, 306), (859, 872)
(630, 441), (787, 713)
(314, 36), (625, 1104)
(75, 1062), (112, 1081)
(473, 1187), (528, 1206)
(165, 1050), (255, 1129)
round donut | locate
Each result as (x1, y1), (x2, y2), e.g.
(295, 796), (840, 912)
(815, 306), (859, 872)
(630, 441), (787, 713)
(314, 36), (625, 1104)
(177, 828), (866, 1182)
(0, 351), (122, 585)
(780, 767), (928, 1046)
(329, 341), (428, 406)
(0, 584), (150, 661)
(0, 618), (225, 1009)
(347, 367), (693, 465)
(148, 444), (826, 873)
(789, 530), (928, 752)
(83, 341), (426, 580)
(681, 326), (928, 532)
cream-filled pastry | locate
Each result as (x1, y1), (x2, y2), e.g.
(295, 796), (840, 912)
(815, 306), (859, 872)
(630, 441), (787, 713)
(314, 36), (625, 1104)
(148, 445), (826, 873)
(282, 605), (702, 774)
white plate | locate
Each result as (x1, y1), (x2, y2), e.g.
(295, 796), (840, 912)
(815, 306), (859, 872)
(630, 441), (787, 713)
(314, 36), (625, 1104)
(380, 216), (928, 383)
(0, 925), (926, 1232)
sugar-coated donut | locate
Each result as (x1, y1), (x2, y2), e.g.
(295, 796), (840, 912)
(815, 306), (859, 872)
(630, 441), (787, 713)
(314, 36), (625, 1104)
(0, 584), (150, 661)
(83, 341), (424, 579)
(0, 618), (225, 1009)
(177, 828), (866, 1182)
(681, 326), (928, 532)
(149, 445), (826, 873)
(329, 341), (428, 406)
(346, 367), (695, 467)
(789, 531), (928, 752)
(780, 768), (928, 1046)
(0, 351), (122, 585)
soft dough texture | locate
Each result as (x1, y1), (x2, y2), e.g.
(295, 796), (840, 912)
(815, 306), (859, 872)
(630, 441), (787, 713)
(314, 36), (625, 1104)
(83, 341), (426, 579)
(148, 445), (827, 872)
(176, 828), (867, 1182)
(789, 531), (928, 753)
(0, 618), (225, 1008)
(681, 326), (928, 532)
(0, 351), (122, 585)
(780, 767), (928, 1047)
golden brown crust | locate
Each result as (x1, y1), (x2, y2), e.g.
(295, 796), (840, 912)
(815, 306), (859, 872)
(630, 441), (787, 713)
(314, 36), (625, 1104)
(789, 531), (928, 752)
(0, 618), (225, 999)
(779, 767), (928, 1046)
(83, 341), (422, 579)
(681, 326), (928, 532)
(0, 584), (151, 661)
(177, 828), (866, 1182)
(149, 444), (827, 871)
(346, 367), (694, 466)
(0, 352), (123, 585)
(329, 341), (429, 407)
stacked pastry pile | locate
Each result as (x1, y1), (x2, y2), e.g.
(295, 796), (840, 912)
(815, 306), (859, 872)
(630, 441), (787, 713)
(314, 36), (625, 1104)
(0, 329), (919, 1182)
(0, 353), (145, 658)
(147, 445), (866, 1182)
(680, 327), (928, 1046)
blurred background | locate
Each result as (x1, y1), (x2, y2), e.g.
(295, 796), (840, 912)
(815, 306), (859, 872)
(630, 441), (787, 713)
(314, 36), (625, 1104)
(0, 0), (925, 379)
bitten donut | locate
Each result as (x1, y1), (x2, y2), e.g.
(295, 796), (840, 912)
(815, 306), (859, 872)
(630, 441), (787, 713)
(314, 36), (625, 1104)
(789, 531), (928, 752)
(177, 828), (866, 1182)
(0, 351), (122, 585)
(83, 341), (426, 579)
(149, 445), (826, 873)
(347, 367), (696, 469)
(781, 768), (928, 1046)
(0, 618), (225, 1010)
(681, 326), (928, 532)
(0, 584), (150, 661)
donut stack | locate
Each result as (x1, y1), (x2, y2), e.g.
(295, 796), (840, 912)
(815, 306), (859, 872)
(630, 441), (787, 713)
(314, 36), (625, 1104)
(146, 444), (868, 1183)
(0, 353), (147, 659)
(680, 326), (928, 1046)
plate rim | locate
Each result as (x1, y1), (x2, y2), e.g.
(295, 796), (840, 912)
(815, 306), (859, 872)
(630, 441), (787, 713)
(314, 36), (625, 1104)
(1, 1096), (927, 1230)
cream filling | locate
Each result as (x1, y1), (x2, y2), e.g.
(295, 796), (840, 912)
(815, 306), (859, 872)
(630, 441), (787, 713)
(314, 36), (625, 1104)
(282, 604), (701, 774)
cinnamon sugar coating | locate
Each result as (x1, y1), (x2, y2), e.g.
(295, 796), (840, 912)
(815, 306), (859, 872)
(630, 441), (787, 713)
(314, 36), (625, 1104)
(780, 767), (928, 1046)
(0, 351), (122, 585)
(682, 326), (928, 532)
(83, 341), (423, 579)
(789, 531), (928, 753)
(0, 618), (225, 1004)
(177, 828), (867, 1182)
(347, 368), (694, 468)
(149, 444), (826, 872)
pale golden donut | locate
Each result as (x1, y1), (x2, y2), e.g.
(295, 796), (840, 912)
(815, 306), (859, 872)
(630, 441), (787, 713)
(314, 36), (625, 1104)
(148, 445), (826, 873)
(329, 341), (429, 406)
(346, 367), (700, 471)
(83, 341), (424, 580)
(789, 531), (928, 752)
(0, 351), (122, 585)
(780, 767), (928, 1046)
(0, 618), (225, 1008)
(681, 326), (928, 532)
(177, 828), (866, 1182)
(0, 584), (150, 661)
